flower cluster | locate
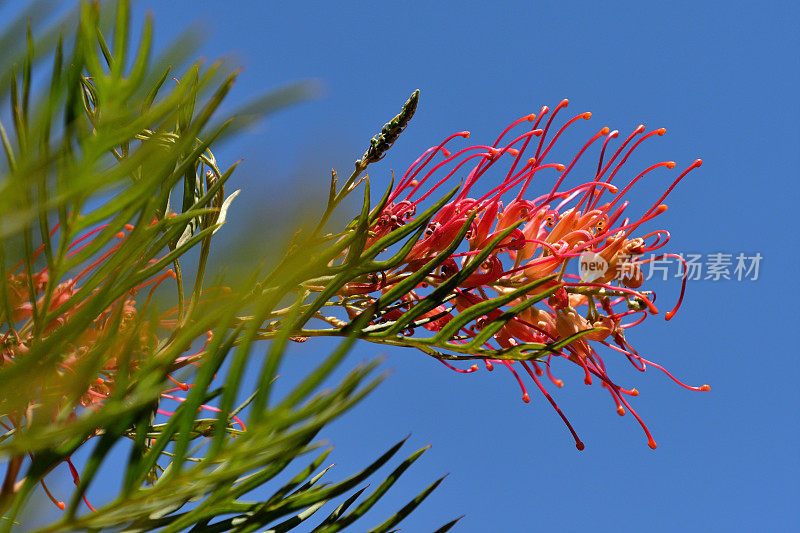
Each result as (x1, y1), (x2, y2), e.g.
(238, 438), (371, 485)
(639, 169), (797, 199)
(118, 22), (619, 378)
(1, 222), (238, 509)
(347, 100), (708, 450)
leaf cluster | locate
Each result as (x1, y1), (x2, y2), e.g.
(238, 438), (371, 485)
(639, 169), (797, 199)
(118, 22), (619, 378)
(0, 2), (459, 531)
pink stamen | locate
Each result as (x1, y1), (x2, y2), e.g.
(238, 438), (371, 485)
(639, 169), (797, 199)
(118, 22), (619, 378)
(636, 252), (687, 320)
(174, 331), (214, 366)
(533, 99), (569, 162)
(509, 109), (551, 199)
(606, 161), (676, 211)
(600, 339), (647, 372)
(142, 270), (176, 307)
(597, 124), (646, 180)
(602, 381), (626, 415)
(9, 222), (62, 273)
(545, 355), (564, 387)
(640, 355), (711, 392)
(610, 387), (657, 449)
(537, 112), (596, 163)
(642, 159), (703, 219)
(603, 201), (629, 230)
(589, 127), (663, 210)
(554, 181), (619, 206)
(640, 230), (671, 252)
(393, 132), (471, 201)
(408, 148), (492, 203)
(491, 113), (537, 148)
(574, 352), (593, 385)
(521, 361), (584, 450)
(567, 203), (667, 257)
(160, 393), (246, 431)
(65, 224), (113, 259)
(464, 129), (544, 201)
(437, 358), (479, 373)
(40, 478), (65, 510)
(458, 141), (537, 201)
(73, 239), (127, 283)
(167, 375), (189, 391)
(597, 130), (620, 177)
(477, 160), (563, 206)
(502, 361), (530, 403)
(66, 457), (96, 512)
(618, 310), (648, 328)
(540, 126), (610, 207)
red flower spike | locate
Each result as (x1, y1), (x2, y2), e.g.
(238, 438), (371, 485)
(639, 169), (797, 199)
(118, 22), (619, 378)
(357, 100), (707, 450)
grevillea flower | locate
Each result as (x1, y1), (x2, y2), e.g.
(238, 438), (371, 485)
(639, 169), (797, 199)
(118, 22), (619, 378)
(349, 99), (708, 450)
(1, 221), (242, 510)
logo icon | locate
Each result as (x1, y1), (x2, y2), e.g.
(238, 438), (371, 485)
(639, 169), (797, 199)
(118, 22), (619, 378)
(578, 251), (608, 282)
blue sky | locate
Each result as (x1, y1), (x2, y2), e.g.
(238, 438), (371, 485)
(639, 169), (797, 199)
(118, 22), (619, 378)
(12, 1), (800, 531)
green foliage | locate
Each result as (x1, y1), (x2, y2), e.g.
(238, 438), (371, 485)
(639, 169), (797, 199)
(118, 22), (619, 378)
(0, 2), (469, 531)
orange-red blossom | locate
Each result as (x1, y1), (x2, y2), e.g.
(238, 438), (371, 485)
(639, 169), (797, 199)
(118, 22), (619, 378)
(348, 99), (709, 450)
